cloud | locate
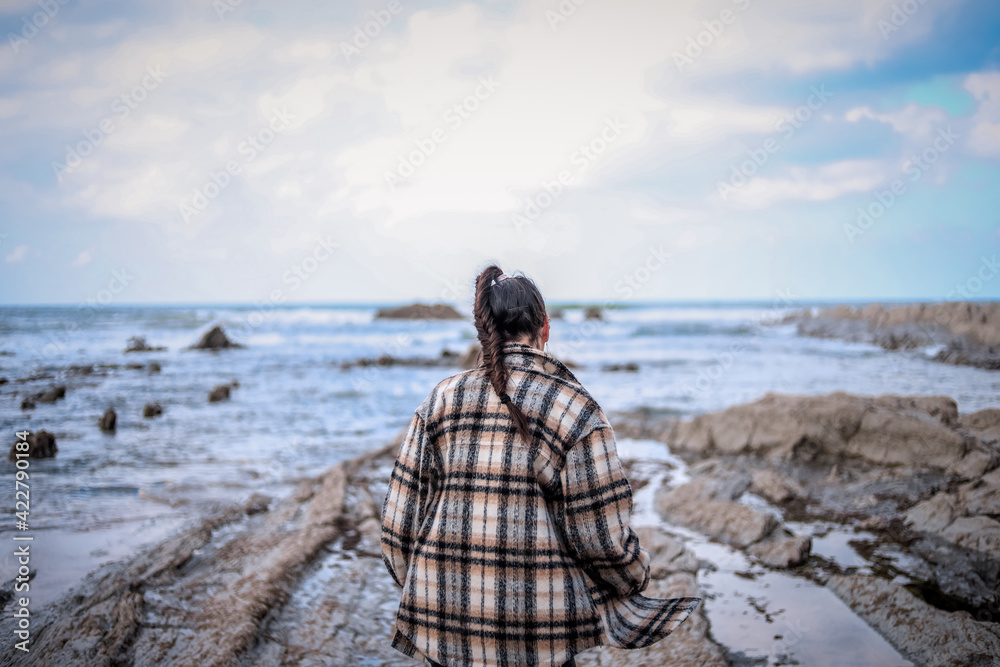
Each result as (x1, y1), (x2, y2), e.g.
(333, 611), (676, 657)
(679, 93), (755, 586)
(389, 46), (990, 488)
(964, 71), (1000, 157)
(5, 244), (28, 263)
(845, 102), (950, 142)
(722, 159), (887, 209)
(72, 249), (93, 267)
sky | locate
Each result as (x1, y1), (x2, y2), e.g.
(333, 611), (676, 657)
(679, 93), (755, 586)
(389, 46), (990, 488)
(0, 0), (998, 306)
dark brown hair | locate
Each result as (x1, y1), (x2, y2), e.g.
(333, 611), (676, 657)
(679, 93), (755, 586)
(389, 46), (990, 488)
(473, 264), (547, 446)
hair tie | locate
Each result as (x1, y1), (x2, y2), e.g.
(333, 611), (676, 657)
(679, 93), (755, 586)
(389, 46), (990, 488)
(499, 392), (512, 404)
(491, 272), (510, 286)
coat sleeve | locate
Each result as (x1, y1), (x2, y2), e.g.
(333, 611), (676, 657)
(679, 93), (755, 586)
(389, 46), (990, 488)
(380, 410), (434, 588)
(559, 424), (650, 598)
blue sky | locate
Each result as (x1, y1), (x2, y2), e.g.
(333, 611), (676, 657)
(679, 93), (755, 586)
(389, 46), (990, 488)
(0, 0), (998, 305)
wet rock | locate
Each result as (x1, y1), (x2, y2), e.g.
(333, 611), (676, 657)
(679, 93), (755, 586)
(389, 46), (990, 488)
(374, 302), (464, 320)
(99, 408), (117, 432)
(603, 362), (639, 372)
(584, 306), (604, 320)
(548, 307), (565, 320)
(8, 430), (57, 461)
(827, 573), (1000, 667)
(208, 385), (231, 402)
(786, 302), (1000, 370)
(143, 402), (163, 418)
(244, 493), (272, 515)
(340, 353), (462, 370)
(124, 336), (166, 353)
(67, 364), (94, 375)
(147, 362), (161, 374)
(35, 385), (67, 403)
(188, 325), (244, 350)
(463, 343), (481, 370)
(655, 478), (778, 548)
(0, 377), (7, 385)
(20, 397), (34, 411)
(747, 530), (812, 568)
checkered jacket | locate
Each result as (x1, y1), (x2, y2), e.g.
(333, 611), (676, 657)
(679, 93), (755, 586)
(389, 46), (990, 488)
(381, 342), (700, 666)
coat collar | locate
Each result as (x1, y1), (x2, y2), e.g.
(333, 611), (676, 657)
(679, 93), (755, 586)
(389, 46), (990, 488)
(500, 342), (579, 384)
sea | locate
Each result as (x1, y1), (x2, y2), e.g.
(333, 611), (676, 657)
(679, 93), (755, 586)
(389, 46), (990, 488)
(0, 301), (996, 664)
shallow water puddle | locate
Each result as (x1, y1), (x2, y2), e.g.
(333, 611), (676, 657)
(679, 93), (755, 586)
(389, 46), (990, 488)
(620, 438), (914, 667)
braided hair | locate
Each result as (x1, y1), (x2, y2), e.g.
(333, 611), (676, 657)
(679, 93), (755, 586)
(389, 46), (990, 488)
(473, 264), (548, 446)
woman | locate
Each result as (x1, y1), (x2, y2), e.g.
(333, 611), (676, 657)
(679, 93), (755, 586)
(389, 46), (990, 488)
(381, 265), (700, 667)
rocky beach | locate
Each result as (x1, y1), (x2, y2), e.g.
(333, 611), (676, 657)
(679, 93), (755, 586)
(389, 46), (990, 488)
(1, 301), (998, 666)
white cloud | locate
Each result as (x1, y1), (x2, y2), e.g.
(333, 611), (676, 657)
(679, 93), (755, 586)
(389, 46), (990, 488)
(723, 159), (886, 209)
(5, 244), (28, 263)
(845, 102), (949, 142)
(964, 71), (1000, 158)
(72, 249), (93, 267)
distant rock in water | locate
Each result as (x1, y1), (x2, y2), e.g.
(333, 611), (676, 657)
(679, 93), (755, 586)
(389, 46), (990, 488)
(20, 397), (35, 411)
(8, 430), (57, 461)
(584, 306), (604, 320)
(208, 385), (231, 403)
(375, 302), (463, 320)
(548, 308), (564, 320)
(188, 325), (245, 350)
(125, 336), (166, 353)
(99, 408), (117, 432)
(604, 362), (639, 372)
(148, 362), (162, 374)
(783, 301), (1000, 370)
(143, 402), (163, 418)
(35, 385), (66, 404)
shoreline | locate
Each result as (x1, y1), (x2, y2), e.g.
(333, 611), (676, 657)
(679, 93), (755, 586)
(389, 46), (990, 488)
(3, 390), (997, 666)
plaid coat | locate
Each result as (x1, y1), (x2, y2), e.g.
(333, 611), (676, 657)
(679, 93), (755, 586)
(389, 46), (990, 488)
(381, 342), (700, 667)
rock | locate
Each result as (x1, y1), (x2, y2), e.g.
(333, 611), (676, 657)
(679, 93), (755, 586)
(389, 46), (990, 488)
(584, 306), (604, 320)
(208, 385), (231, 402)
(747, 530), (812, 568)
(143, 402), (163, 418)
(8, 430), (58, 461)
(905, 492), (958, 534)
(749, 468), (802, 503)
(655, 479), (778, 548)
(147, 362), (161, 374)
(961, 467), (1000, 516)
(827, 574), (1000, 667)
(124, 336), (166, 353)
(949, 445), (997, 480)
(939, 516), (1000, 556)
(961, 408), (1000, 446)
(35, 385), (67, 403)
(548, 308), (564, 320)
(603, 362), (639, 372)
(20, 397), (35, 411)
(463, 343), (481, 370)
(670, 392), (968, 471)
(635, 526), (699, 577)
(786, 302), (1000, 370)
(578, 573), (725, 667)
(0, 377), (7, 385)
(188, 325), (244, 350)
(99, 408), (117, 432)
(374, 302), (464, 320)
(244, 493), (272, 515)
(230, 379), (239, 388)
